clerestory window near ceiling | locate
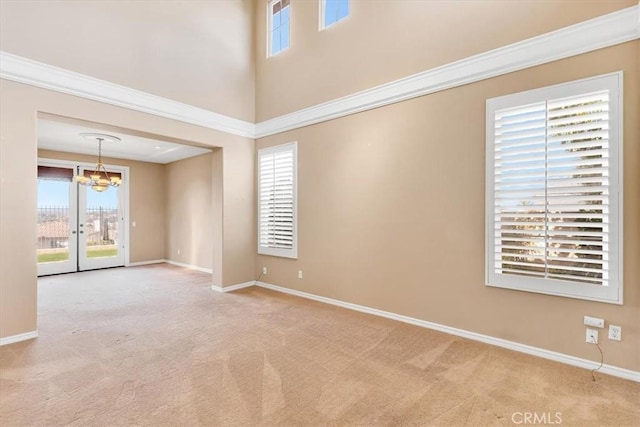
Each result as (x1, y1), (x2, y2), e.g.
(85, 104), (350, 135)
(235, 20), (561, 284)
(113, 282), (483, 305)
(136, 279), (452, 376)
(320, 0), (349, 30)
(268, 0), (290, 57)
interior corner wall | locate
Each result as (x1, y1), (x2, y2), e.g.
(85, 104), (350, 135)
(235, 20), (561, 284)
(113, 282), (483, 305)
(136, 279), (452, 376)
(0, 79), (256, 340)
(211, 148), (224, 287)
(0, 87), (38, 338)
(255, 42), (640, 372)
(37, 149), (166, 264)
(165, 153), (214, 270)
(220, 141), (257, 287)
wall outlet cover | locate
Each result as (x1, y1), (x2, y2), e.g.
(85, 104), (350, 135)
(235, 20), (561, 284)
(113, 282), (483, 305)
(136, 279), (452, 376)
(608, 325), (622, 341)
(586, 329), (598, 344)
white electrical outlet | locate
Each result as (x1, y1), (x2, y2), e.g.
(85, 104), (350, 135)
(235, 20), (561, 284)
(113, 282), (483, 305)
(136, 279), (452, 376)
(262, 267), (267, 275)
(297, 270), (303, 279)
(177, 249), (181, 255)
(608, 325), (622, 341)
(586, 328), (598, 344)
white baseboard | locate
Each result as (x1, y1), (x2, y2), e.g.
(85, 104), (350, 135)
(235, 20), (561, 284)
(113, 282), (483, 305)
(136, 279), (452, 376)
(0, 330), (38, 346)
(164, 260), (213, 274)
(126, 259), (165, 267)
(255, 281), (640, 383)
(211, 281), (256, 293)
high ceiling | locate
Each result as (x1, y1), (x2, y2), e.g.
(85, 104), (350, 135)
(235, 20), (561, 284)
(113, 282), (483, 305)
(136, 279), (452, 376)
(0, 1), (255, 121)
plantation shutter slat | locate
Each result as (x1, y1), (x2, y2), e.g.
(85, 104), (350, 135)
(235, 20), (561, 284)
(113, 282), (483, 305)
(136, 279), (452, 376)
(258, 143), (297, 258)
(492, 90), (610, 286)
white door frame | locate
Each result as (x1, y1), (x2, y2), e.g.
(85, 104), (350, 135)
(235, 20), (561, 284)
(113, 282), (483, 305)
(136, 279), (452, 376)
(37, 157), (130, 273)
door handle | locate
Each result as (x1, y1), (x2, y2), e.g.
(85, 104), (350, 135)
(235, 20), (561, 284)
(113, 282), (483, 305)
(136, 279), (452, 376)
(79, 230), (84, 234)
(71, 231), (77, 234)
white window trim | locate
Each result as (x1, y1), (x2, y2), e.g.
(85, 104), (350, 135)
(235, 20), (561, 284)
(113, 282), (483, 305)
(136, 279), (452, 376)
(267, 0), (290, 58)
(319, 0), (349, 31)
(258, 142), (298, 259)
(485, 72), (623, 304)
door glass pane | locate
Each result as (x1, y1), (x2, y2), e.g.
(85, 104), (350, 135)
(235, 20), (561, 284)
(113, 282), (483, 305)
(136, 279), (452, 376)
(37, 179), (71, 264)
(85, 186), (119, 259)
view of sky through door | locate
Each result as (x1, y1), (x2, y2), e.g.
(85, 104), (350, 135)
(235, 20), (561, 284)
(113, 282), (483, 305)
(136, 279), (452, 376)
(37, 179), (72, 264)
(39, 180), (117, 208)
(82, 184), (120, 261)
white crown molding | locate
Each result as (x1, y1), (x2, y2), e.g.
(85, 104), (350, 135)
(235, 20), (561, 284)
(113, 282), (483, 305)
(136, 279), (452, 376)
(255, 281), (640, 383)
(1, 5), (638, 140)
(0, 52), (255, 138)
(0, 330), (38, 346)
(255, 4), (640, 138)
(211, 281), (256, 293)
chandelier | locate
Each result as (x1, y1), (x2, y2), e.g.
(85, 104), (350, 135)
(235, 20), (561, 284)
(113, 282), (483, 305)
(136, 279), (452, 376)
(74, 133), (122, 192)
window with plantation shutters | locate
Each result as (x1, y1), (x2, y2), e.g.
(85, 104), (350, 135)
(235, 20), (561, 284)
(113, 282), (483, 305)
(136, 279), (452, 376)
(258, 142), (297, 258)
(486, 73), (622, 304)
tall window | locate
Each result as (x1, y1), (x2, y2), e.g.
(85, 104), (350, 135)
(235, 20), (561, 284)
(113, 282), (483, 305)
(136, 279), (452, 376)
(258, 142), (297, 258)
(320, 0), (349, 30)
(268, 0), (290, 57)
(486, 73), (622, 304)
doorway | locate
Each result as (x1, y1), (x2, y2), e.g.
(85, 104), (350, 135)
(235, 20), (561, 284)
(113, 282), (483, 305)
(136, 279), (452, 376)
(37, 159), (128, 276)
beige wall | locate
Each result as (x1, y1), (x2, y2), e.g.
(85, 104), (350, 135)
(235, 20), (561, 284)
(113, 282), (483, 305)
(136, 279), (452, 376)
(255, 0), (635, 120)
(166, 153), (214, 270)
(0, 80), (255, 339)
(37, 149), (166, 264)
(0, 0), (255, 122)
(256, 42), (640, 371)
(1, 0), (637, 374)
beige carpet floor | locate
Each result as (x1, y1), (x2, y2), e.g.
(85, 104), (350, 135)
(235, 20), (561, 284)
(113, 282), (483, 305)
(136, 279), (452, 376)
(0, 264), (638, 426)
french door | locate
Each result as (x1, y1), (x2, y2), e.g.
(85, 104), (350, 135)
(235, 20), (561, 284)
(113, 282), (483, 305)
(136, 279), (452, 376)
(37, 160), (127, 276)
